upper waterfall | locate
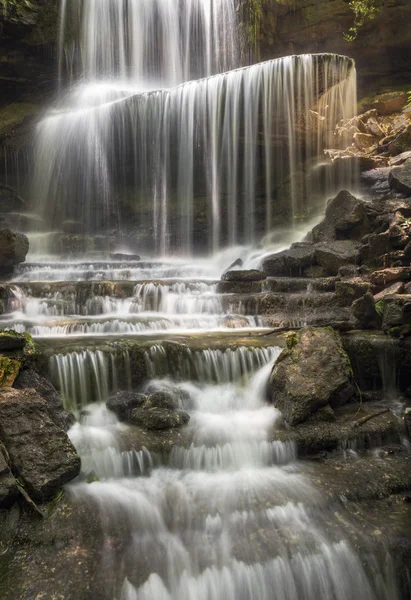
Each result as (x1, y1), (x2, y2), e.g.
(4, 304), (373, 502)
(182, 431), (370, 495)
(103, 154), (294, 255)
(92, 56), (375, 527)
(31, 0), (357, 257)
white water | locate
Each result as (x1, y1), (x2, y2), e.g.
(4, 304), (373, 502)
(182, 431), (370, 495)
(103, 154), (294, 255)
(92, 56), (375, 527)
(66, 358), (396, 600)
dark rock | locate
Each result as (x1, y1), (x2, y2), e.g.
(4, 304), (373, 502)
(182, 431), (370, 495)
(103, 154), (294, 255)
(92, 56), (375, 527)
(109, 253), (141, 261)
(389, 161), (411, 194)
(315, 241), (360, 275)
(0, 330), (26, 351)
(370, 92), (408, 116)
(335, 278), (371, 307)
(130, 406), (190, 430)
(405, 409), (411, 438)
(145, 390), (182, 410)
(338, 264), (359, 278)
(13, 369), (74, 431)
(221, 269), (266, 282)
(0, 449), (18, 508)
(351, 292), (381, 329)
(388, 125), (411, 156)
(0, 229), (29, 275)
(262, 243), (315, 276)
(0, 388), (80, 501)
(217, 280), (264, 294)
(381, 294), (411, 328)
(312, 191), (368, 243)
(269, 327), (356, 425)
(106, 391), (146, 422)
(360, 167), (391, 196)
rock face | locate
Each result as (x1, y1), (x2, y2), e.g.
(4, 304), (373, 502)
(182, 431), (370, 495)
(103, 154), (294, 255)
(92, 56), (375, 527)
(312, 190), (368, 242)
(262, 243), (315, 276)
(315, 241), (360, 274)
(269, 327), (356, 425)
(0, 357), (21, 387)
(13, 369), (74, 431)
(0, 388), (80, 501)
(0, 229), (29, 276)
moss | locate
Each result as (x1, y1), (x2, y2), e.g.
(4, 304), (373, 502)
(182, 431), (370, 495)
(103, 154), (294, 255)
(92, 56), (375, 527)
(0, 356), (21, 387)
(375, 299), (385, 317)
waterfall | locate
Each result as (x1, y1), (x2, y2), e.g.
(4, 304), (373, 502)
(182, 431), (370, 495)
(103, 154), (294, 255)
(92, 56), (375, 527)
(30, 0), (356, 255)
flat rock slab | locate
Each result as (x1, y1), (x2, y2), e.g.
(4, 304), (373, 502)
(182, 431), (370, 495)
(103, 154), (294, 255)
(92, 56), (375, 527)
(389, 162), (411, 195)
(0, 388), (80, 501)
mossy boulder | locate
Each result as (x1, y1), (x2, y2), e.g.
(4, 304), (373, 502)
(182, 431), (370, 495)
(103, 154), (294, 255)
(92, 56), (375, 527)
(0, 229), (29, 276)
(0, 357), (20, 387)
(269, 327), (356, 425)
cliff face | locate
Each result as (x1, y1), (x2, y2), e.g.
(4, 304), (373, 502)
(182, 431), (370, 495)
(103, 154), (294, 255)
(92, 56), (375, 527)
(257, 0), (411, 95)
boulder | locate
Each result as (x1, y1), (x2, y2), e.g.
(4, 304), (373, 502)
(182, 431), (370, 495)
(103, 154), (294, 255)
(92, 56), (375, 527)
(269, 327), (356, 425)
(389, 161), (411, 195)
(145, 390), (183, 410)
(0, 449), (18, 508)
(130, 407), (189, 430)
(262, 243), (315, 276)
(315, 241), (360, 275)
(353, 132), (377, 152)
(0, 357), (20, 388)
(0, 388), (80, 502)
(13, 369), (74, 431)
(351, 292), (381, 329)
(388, 125), (411, 156)
(221, 269), (266, 282)
(335, 278), (371, 306)
(312, 190), (368, 243)
(0, 229), (29, 275)
(106, 391), (146, 422)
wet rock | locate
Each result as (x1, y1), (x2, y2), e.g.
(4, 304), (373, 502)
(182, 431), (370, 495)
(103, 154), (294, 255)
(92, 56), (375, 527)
(338, 264), (359, 278)
(262, 243), (315, 276)
(0, 357), (21, 387)
(145, 390), (183, 410)
(0, 388), (80, 501)
(0, 330), (26, 351)
(0, 449), (18, 508)
(335, 278), (371, 306)
(315, 240), (360, 275)
(351, 292), (381, 329)
(389, 161), (411, 195)
(360, 167), (391, 196)
(223, 258), (243, 273)
(388, 125), (411, 156)
(275, 406), (400, 455)
(106, 391), (146, 422)
(221, 269), (266, 282)
(269, 327), (356, 425)
(313, 190), (368, 243)
(130, 406), (190, 430)
(217, 280), (264, 294)
(374, 282), (405, 302)
(0, 229), (29, 276)
(13, 368), (74, 431)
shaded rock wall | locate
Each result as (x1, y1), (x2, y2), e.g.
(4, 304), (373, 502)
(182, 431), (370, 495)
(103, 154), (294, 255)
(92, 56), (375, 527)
(257, 0), (411, 95)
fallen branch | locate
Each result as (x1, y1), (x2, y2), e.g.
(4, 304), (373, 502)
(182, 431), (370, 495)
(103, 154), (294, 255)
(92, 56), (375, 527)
(16, 481), (45, 517)
(353, 408), (389, 428)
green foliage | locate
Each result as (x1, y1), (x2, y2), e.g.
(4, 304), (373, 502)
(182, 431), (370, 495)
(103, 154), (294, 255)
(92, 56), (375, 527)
(374, 300), (385, 318)
(343, 0), (383, 41)
(406, 91), (411, 109)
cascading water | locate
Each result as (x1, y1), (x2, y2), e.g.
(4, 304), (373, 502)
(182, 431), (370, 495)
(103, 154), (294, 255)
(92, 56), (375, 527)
(29, 0), (357, 256)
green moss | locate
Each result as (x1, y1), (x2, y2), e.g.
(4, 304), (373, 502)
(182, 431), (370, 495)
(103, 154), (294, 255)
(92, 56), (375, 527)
(375, 300), (385, 317)
(0, 356), (21, 387)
